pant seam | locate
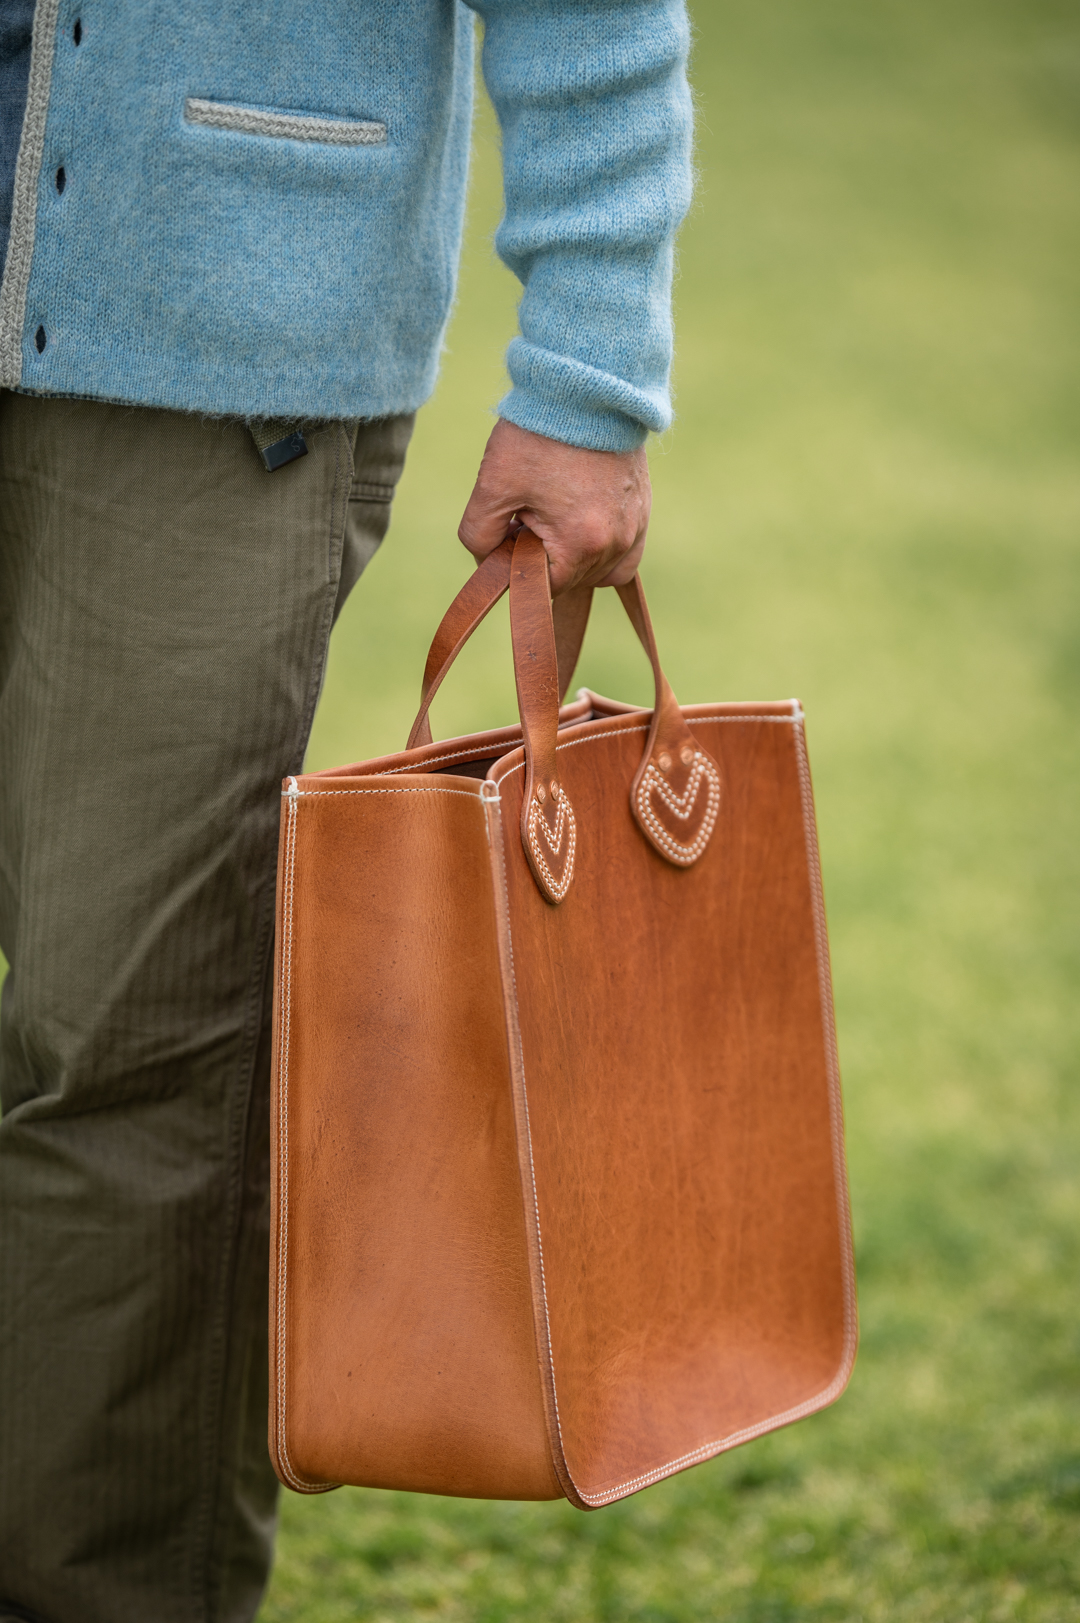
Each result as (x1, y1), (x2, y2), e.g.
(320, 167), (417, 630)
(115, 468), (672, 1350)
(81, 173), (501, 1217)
(292, 424), (352, 767)
(195, 883), (278, 1623)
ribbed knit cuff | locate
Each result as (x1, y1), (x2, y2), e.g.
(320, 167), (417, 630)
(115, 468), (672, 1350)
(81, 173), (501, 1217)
(498, 338), (669, 453)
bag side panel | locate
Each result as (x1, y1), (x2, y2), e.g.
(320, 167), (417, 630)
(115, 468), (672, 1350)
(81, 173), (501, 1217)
(494, 711), (856, 1505)
(269, 798), (334, 1493)
(270, 778), (561, 1500)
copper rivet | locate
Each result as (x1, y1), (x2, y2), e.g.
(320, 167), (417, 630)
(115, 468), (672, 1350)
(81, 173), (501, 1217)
(550, 780), (558, 798)
(680, 745), (695, 766)
(658, 752), (672, 772)
(536, 784), (546, 803)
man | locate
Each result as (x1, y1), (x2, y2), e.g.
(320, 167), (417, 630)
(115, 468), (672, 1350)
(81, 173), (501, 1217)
(0, 2), (692, 1619)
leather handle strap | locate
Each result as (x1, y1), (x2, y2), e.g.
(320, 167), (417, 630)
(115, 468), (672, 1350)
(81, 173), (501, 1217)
(551, 582), (594, 704)
(614, 576), (687, 766)
(407, 540), (515, 751)
(508, 535), (577, 902)
(507, 533), (721, 900)
(615, 574), (723, 870)
(406, 542), (595, 751)
(407, 529), (722, 901)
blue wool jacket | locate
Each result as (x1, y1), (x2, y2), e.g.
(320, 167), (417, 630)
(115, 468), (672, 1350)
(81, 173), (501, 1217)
(0, 0), (692, 450)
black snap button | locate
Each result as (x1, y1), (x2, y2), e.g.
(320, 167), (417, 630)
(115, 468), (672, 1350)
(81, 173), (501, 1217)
(56, 166), (65, 194)
(35, 326), (47, 354)
(73, 18), (82, 44)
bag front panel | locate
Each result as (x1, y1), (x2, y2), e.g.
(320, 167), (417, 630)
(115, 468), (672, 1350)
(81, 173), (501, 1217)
(270, 775), (561, 1500)
(489, 707), (855, 1506)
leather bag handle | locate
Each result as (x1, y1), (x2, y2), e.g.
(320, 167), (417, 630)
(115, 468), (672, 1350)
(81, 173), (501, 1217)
(407, 531), (721, 902)
(406, 539), (594, 751)
(507, 536), (577, 901)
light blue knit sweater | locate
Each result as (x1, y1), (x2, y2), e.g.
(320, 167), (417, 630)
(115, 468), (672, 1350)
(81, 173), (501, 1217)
(0, 0), (692, 450)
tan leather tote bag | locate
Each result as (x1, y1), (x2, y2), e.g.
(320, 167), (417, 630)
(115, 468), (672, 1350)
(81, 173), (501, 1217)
(269, 531), (856, 1509)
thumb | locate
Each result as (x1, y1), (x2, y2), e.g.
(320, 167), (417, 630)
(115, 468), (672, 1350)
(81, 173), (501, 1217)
(458, 485), (516, 562)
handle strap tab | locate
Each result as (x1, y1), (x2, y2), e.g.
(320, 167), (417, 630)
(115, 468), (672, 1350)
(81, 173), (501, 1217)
(616, 578), (722, 869)
(404, 530), (721, 902)
(509, 535), (577, 903)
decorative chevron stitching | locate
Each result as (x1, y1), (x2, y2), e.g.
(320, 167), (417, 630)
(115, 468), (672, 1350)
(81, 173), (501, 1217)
(635, 749), (721, 865)
(526, 785), (576, 901)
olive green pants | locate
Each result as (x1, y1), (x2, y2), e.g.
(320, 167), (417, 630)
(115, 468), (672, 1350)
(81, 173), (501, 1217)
(0, 393), (414, 1623)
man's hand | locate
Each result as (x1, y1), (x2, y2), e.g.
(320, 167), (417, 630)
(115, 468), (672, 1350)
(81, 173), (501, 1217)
(458, 419), (651, 594)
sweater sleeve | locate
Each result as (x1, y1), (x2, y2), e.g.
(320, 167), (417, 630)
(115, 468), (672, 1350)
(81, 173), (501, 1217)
(461, 0), (694, 453)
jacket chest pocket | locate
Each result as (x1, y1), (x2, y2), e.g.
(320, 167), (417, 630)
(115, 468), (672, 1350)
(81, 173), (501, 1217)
(184, 99), (386, 146)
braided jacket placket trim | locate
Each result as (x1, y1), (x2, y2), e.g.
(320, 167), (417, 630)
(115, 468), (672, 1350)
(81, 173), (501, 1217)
(0, 0), (60, 386)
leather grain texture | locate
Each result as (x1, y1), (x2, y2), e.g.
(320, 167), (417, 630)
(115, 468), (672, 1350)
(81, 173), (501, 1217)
(269, 537), (856, 1506)
(486, 705), (852, 1506)
(270, 777), (560, 1500)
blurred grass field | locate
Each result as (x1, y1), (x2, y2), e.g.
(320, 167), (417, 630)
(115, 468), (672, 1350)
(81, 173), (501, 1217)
(259, 2), (1080, 1618)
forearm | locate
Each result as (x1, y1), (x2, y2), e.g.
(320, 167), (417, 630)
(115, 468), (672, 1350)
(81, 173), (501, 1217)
(464, 0), (694, 453)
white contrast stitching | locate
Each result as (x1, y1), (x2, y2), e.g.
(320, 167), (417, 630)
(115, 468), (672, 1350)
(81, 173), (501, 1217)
(280, 786), (480, 800)
(791, 715), (859, 1368)
(373, 713), (592, 776)
(525, 785), (576, 901)
(497, 725), (649, 782)
(486, 794), (576, 1500)
(399, 713), (801, 787)
(496, 714), (799, 786)
(574, 1363), (859, 1505)
(185, 97), (386, 145)
(293, 717), (796, 794)
(275, 797), (339, 1494)
(634, 751), (721, 866)
(689, 714), (798, 726)
(275, 795), (326, 1490)
(275, 796), (294, 1481)
(0, 0), (60, 385)
(645, 757), (713, 821)
(368, 714), (797, 789)
(380, 744), (505, 772)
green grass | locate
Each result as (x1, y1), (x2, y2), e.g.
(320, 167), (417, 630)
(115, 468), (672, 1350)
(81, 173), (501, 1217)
(259, 1), (1080, 1617)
